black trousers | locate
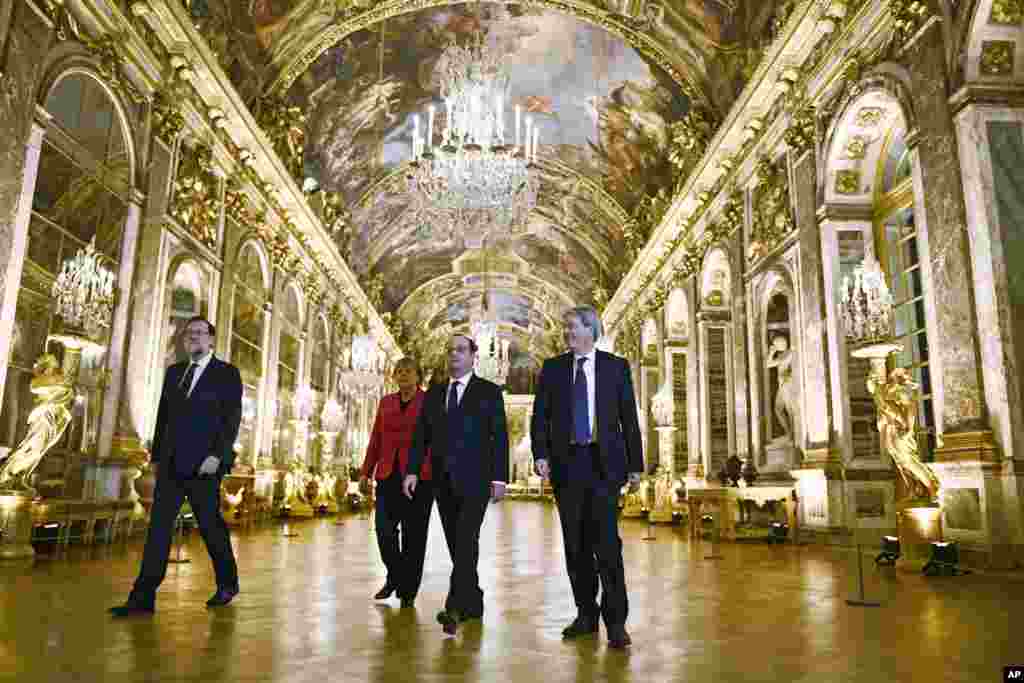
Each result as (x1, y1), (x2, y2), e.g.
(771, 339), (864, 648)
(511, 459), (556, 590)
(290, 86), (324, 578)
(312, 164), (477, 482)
(434, 475), (490, 617)
(375, 469), (434, 600)
(131, 467), (238, 604)
(553, 445), (629, 628)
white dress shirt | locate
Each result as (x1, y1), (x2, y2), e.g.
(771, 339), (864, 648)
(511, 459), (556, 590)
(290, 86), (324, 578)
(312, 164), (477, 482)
(572, 349), (597, 441)
(447, 371), (474, 408)
(183, 351), (214, 397)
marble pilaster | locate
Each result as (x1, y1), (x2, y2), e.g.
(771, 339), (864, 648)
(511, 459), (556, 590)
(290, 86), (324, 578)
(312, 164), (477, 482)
(696, 310), (734, 482)
(683, 278), (703, 484)
(728, 239), (750, 463)
(97, 197), (144, 460)
(905, 32), (993, 455)
(789, 148), (835, 460)
(0, 113), (47, 407)
(952, 102), (1024, 465)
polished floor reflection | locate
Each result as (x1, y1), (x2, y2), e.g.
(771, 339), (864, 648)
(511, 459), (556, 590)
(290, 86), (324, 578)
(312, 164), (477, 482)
(0, 501), (1016, 682)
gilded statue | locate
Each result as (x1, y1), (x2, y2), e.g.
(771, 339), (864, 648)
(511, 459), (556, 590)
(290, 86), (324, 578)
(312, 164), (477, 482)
(766, 335), (797, 444)
(867, 367), (941, 503)
(0, 354), (74, 492)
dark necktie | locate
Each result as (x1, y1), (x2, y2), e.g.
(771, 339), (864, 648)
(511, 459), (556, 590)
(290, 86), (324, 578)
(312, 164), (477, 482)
(572, 357), (591, 444)
(447, 381), (460, 415)
(179, 362), (198, 397)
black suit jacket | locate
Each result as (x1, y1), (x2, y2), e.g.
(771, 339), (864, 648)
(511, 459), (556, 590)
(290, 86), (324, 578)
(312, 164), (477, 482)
(150, 356), (244, 479)
(408, 375), (509, 497)
(530, 350), (643, 488)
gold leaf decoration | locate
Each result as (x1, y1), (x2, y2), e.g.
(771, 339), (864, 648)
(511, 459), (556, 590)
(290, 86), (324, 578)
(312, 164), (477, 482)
(989, 0), (1024, 25)
(255, 96), (307, 184)
(748, 157), (795, 263)
(980, 41), (1016, 76)
(170, 144), (220, 248)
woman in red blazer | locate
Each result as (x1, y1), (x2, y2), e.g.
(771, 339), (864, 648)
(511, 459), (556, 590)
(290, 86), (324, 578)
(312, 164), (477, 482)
(360, 357), (433, 607)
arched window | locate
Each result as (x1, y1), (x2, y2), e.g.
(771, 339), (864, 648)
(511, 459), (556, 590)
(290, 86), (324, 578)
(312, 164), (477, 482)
(165, 261), (207, 367)
(1, 72), (131, 450)
(875, 132), (934, 460)
(231, 242), (268, 463)
(274, 284), (303, 463)
(310, 315), (329, 394)
(826, 90), (935, 461)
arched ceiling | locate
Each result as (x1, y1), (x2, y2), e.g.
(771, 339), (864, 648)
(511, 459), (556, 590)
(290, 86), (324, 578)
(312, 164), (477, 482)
(187, 1), (792, 362)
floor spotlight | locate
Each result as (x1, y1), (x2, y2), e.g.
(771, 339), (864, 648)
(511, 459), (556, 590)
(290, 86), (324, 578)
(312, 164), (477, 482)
(875, 535), (900, 566)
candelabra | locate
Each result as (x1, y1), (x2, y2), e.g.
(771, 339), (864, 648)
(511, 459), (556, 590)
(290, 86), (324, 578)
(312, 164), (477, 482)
(472, 319), (510, 386)
(51, 237), (116, 342)
(840, 255), (894, 349)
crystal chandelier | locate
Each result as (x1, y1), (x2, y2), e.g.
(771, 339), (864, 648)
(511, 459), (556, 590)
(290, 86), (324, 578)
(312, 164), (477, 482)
(840, 256), (895, 345)
(406, 32), (538, 244)
(471, 316), (511, 387)
(51, 237), (116, 340)
(350, 334), (379, 375)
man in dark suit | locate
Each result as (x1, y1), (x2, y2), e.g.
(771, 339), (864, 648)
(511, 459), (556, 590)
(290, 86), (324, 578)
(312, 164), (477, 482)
(404, 334), (509, 636)
(110, 316), (244, 616)
(531, 305), (643, 649)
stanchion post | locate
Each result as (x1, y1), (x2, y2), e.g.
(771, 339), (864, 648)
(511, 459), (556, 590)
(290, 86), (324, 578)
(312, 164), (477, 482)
(167, 514), (191, 565)
(642, 514), (656, 541)
(704, 512), (722, 560)
(846, 542), (881, 607)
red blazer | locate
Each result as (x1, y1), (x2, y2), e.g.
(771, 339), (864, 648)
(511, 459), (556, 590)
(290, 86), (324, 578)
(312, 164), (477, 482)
(361, 389), (432, 481)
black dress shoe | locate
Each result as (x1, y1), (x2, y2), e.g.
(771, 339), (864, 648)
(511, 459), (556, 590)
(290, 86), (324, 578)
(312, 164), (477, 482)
(206, 588), (238, 607)
(374, 584), (395, 600)
(607, 624), (632, 649)
(109, 602), (154, 617)
(436, 610), (458, 635)
(561, 615), (598, 639)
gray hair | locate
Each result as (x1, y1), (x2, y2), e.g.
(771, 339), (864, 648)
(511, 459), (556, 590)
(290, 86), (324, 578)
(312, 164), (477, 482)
(563, 305), (603, 342)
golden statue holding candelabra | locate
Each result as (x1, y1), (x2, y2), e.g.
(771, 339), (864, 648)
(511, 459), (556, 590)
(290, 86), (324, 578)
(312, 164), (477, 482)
(0, 354), (74, 494)
(867, 366), (940, 504)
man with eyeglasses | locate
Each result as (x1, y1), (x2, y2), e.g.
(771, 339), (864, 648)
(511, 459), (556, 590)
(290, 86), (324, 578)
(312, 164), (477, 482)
(110, 315), (244, 616)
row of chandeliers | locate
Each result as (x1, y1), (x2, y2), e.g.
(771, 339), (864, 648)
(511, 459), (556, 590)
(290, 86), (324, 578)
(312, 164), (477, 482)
(402, 27), (525, 386)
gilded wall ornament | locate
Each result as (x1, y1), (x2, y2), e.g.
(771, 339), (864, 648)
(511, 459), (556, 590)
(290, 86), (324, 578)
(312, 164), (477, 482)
(835, 169), (861, 195)
(170, 144), (220, 248)
(224, 180), (256, 227)
(255, 96), (307, 184)
(888, 0), (932, 53)
(747, 157), (795, 263)
(980, 41), (1016, 76)
(668, 109), (716, 180)
(990, 0), (1024, 25)
(855, 107), (884, 128)
(152, 91), (185, 144)
(783, 105), (816, 153)
(843, 135), (869, 160)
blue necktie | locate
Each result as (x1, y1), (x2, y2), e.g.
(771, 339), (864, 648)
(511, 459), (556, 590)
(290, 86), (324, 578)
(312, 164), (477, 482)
(447, 381), (460, 415)
(572, 358), (591, 444)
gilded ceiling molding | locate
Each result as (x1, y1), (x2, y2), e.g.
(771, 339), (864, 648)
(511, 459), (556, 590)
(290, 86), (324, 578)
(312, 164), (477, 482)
(601, 0), (897, 338)
(267, 0), (708, 107)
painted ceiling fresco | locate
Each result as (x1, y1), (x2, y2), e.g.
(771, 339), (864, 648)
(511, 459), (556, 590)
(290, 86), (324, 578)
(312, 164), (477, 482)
(185, 1), (794, 368)
(287, 5), (688, 309)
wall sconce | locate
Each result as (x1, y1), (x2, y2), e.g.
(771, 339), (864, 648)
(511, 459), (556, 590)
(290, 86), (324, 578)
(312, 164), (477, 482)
(875, 535), (900, 565)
